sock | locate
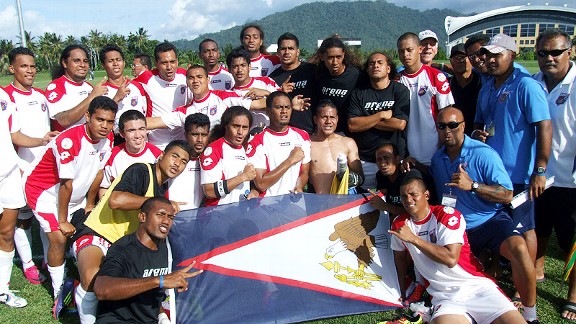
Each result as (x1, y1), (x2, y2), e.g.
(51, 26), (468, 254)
(40, 231), (49, 266)
(48, 263), (66, 298)
(523, 305), (537, 321)
(0, 249), (15, 293)
(75, 285), (97, 324)
(14, 227), (34, 270)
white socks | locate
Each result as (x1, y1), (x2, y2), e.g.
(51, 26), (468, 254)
(75, 285), (97, 324)
(523, 304), (537, 321)
(48, 263), (66, 298)
(0, 249), (15, 293)
(14, 227), (34, 270)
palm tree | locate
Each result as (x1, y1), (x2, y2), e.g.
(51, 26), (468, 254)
(0, 39), (14, 75)
(16, 30), (36, 52)
(37, 32), (63, 71)
(128, 27), (150, 53)
(64, 35), (78, 46)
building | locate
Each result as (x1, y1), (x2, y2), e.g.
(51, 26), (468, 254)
(445, 5), (576, 53)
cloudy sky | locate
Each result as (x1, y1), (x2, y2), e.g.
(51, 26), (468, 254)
(0, 0), (571, 43)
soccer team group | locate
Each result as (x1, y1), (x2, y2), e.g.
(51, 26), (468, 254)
(0, 22), (575, 324)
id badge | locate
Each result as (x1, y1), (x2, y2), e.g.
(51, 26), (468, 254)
(441, 193), (457, 207)
(484, 121), (495, 137)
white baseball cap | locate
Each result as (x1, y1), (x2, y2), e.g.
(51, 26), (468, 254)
(418, 30), (438, 41)
(483, 34), (518, 53)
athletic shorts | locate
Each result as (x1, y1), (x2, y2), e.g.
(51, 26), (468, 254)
(535, 186), (576, 252)
(71, 234), (111, 259)
(467, 210), (521, 256)
(430, 285), (516, 324)
(506, 183), (535, 233)
(32, 204), (83, 233)
(0, 167), (26, 213)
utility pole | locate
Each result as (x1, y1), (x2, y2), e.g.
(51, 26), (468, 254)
(16, 0), (26, 47)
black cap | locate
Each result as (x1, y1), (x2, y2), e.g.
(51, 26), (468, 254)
(450, 43), (466, 58)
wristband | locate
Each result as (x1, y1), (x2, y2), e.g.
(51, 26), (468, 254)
(159, 275), (164, 289)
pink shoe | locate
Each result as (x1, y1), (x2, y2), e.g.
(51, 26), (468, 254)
(23, 265), (47, 285)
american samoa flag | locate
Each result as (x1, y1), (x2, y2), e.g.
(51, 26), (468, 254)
(169, 193), (401, 323)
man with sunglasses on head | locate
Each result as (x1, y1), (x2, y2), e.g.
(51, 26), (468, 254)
(448, 44), (482, 136)
(430, 107), (540, 323)
(533, 28), (576, 321)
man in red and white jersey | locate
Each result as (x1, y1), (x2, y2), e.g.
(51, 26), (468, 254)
(397, 32), (454, 166)
(133, 42), (189, 149)
(199, 39), (235, 90)
(5, 47), (52, 286)
(0, 87), (57, 308)
(146, 65), (261, 137)
(45, 45), (108, 131)
(23, 96), (116, 304)
(228, 48), (280, 129)
(247, 91), (310, 197)
(168, 113), (210, 210)
(200, 107), (258, 206)
(240, 24), (280, 77)
(100, 110), (162, 197)
(100, 44), (147, 136)
(390, 177), (524, 323)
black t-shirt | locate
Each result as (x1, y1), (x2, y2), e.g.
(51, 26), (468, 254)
(269, 62), (318, 134)
(97, 232), (169, 323)
(113, 163), (167, 197)
(348, 82), (410, 162)
(449, 70), (481, 136)
(317, 65), (367, 133)
(376, 169), (438, 207)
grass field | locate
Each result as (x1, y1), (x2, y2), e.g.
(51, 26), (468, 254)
(1, 60), (566, 323)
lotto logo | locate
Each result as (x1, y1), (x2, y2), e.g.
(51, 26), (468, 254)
(202, 158), (213, 166)
(447, 216), (459, 227)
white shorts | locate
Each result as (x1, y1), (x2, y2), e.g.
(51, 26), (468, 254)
(71, 234), (111, 259)
(0, 167), (26, 213)
(430, 285), (517, 324)
(32, 202), (84, 233)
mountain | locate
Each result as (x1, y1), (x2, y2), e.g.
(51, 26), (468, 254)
(172, 0), (461, 52)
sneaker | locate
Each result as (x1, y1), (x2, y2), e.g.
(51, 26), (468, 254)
(409, 301), (431, 323)
(377, 313), (423, 324)
(52, 277), (76, 319)
(526, 320), (540, 324)
(0, 291), (28, 308)
(23, 265), (47, 285)
(403, 283), (427, 307)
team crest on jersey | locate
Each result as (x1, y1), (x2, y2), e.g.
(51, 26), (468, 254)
(131, 97), (138, 106)
(261, 68), (268, 76)
(41, 103), (48, 112)
(0, 101), (7, 111)
(417, 86), (428, 96)
(61, 138), (73, 150)
(443, 206), (455, 214)
(556, 93), (569, 105)
(203, 146), (212, 156)
(180, 85), (186, 95)
(209, 105), (218, 116)
(498, 91), (510, 103)
(99, 151), (106, 161)
(429, 230), (437, 244)
(225, 81), (232, 90)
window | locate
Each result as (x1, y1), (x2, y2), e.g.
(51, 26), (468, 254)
(485, 27), (500, 37)
(521, 23), (536, 37)
(503, 25), (518, 37)
(558, 24), (575, 35)
(539, 23), (556, 34)
(519, 40), (525, 45)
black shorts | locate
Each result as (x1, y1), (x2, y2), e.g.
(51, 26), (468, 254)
(467, 210), (521, 256)
(535, 187), (576, 252)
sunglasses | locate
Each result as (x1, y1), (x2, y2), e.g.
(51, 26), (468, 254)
(467, 50), (482, 60)
(537, 48), (570, 58)
(436, 121), (464, 130)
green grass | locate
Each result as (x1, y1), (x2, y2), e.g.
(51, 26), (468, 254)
(0, 226), (573, 323)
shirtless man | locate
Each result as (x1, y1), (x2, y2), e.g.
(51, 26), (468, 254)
(310, 100), (363, 194)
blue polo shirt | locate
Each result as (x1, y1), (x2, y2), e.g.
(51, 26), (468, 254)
(475, 67), (550, 184)
(430, 136), (513, 229)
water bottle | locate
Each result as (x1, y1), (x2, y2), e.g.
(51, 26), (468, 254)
(336, 153), (347, 179)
